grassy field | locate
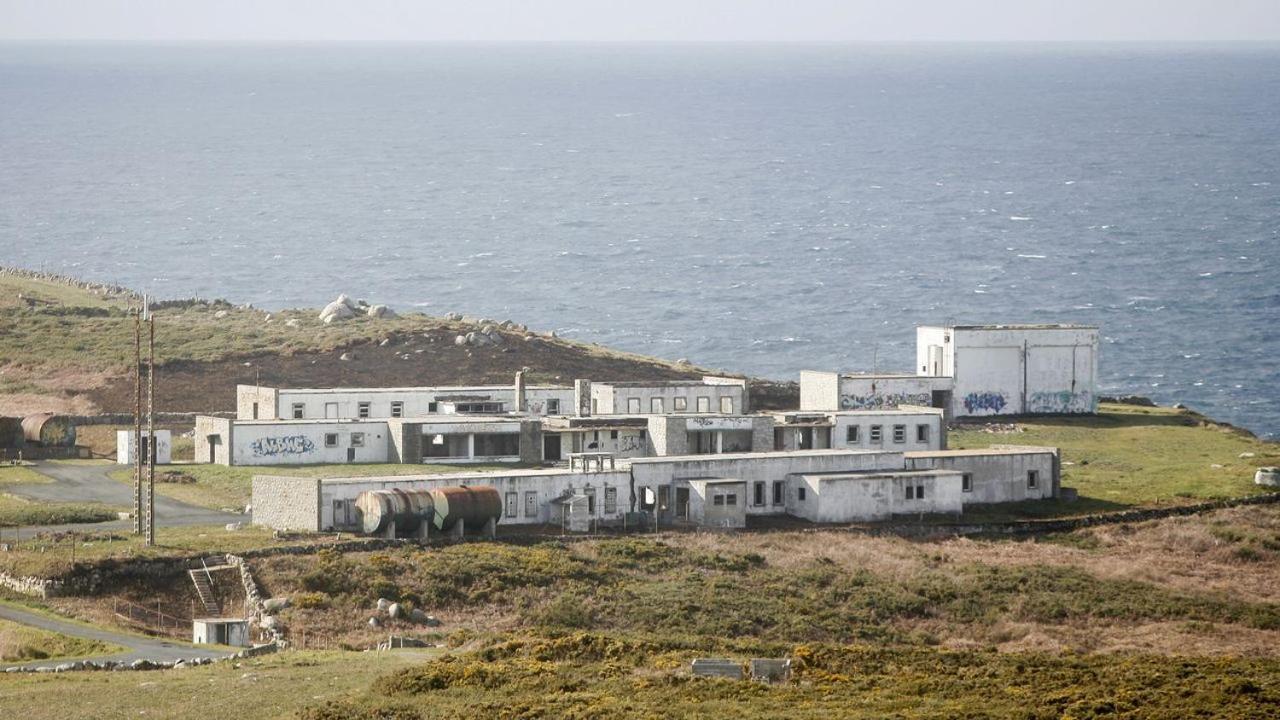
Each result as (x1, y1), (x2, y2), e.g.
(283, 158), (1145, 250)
(0, 465), (53, 486)
(0, 618), (123, 664)
(951, 403), (1280, 513)
(0, 464), (122, 528)
(106, 462), (519, 511)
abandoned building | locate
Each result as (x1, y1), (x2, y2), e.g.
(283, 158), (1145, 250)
(251, 445), (1060, 533)
(579, 377), (750, 415)
(236, 377), (574, 421)
(116, 429), (172, 465)
(770, 408), (945, 452)
(802, 323), (1099, 417)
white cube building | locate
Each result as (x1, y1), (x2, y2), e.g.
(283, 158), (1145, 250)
(116, 429), (172, 465)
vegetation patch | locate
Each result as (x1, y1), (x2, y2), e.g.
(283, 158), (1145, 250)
(0, 618), (122, 663)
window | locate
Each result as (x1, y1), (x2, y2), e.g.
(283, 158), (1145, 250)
(641, 487), (656, 511)
(905, 484), (925, 500)
(674, 397), (687, 411)
(627, 398), (641, 414)
(524, 490), (538, 517)
(720, 397), (733, 414)
(893, 425), (906, 443)
(962, 473), (973, 493)
(773, 481), (784, 505)
(504, 492), (518, 518)
(604, 487), (618, 513)
(870, 425), (883, 443)
(724, 493), (737, 506)
(251, 402), (259, 420)
(456, 402), (504, 414)
(350, 432), (365, 448)
(592, 430), (600, 442)
(474, 433), (520, 457)
(846, 425), (860, 443)
(1027, 470), (1039, 489)
(754, 481), (765, 506)
(591, 399), (598, 414)
(546, 399), (560, 415)
(638, 429), (647, 440)
(358, 402), (371, 419)
(696, 396), (710, 412)
(292, 403), (305, 419)
(585, 488), (596, 515)
(797, 487), (807, 502)
(390, 401), (404, 418)
(324, 433), (338, 448)
(916, 424), (929, 443)
(427, 401), (438, 413)
(651, 397), (664, 414)
(713, 494), (725, 506)
(610, 430), (619, 440)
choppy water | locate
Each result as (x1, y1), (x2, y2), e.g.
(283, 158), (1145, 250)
(1, 43), (1277, 437)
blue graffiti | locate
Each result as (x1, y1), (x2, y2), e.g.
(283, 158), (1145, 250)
(840, 393), (932, 410)
(962, 392), (1007, 414)
(1028, 391), (1095, 414)
(251, 435), (316, 457)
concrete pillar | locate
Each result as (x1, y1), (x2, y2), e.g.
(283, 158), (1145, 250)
(514, 370), (526, 414)
(384, 521), (396, 539)
(574, 379), (592, 417)
(417, 521), (430, 540)
(467, 434), (475, 461)
(451, 520), (465, 540)
(483, 517), (496, 539)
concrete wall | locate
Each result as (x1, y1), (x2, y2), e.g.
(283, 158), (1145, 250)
(799, 371), (840, 411)
(928, 326), (1098, 417)
(829, 410), (943, 453)
(905, 448), (1059, 502)
(646, 415), (773, 456)
(231, 420), (391, 466)
(116, 430), (172, 465)
(559, 428), (651, 458)
(194, 416), (233, 465)
(593, 381), (746, 415)
(384, 419), (527, 464)
(262, 386), (573, 420)
(251, 475), (321, 530)
(236, 385), (279, 420)
(687, 480), (748, 528)
(835, 375), (945, 411)
(788, 470), (963, 522)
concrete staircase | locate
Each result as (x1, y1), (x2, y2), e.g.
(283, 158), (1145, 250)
(188, 558), (227, 616)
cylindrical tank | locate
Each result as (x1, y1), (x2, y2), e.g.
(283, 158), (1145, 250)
(429, 486), (502, 531)
(22, 413), (76, 447)
(355, 488), (435, 535)
(0, 417), (24, 449)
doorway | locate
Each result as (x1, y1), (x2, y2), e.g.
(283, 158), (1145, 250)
(544, 434), (562, 462)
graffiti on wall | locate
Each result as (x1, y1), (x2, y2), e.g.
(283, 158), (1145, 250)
(618, 434), (645, 453)
(840, 393), (931, 410)
(1027, 390), (1095, 414)
(251, 435), (317, 457)
(962, 392), (1007, 414)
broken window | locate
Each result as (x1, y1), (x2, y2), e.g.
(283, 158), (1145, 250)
(674, 397), (687, 411)
(358, 402), (371, 419)
(641, 487), (656, 511)
(390, 401), (404, 418)
(916, 424), (929, 443)
(324, 433), (338, 448)
(696, 396), (710, 412)
(797, 487), (806, 502)
(869, 425), (883, 443)
(893, 425), (906, 443)
(292, 403), (305, 419)
(1027, 470), (1039, 489)
(350, 432), (365, 448)
(428, 401), (439, 413)
(474, 433), (520, 457)
(610, 430), (619, 440)
(627, 398), (641, 414)
(546, 399), (560, 415)
(719, 397), (733, 414)
(846, 425), (860, 443)
(754, 481), (765, 506)
(651, 397), (664, 414)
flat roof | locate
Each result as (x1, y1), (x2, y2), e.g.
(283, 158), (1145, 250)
(222, 415), (522, 426)
(251, 384), (570, 394)
(686, 477), (749, 486)
(921, 323), (1097, 331)
(630, 448), (891, 465)
(796, 469), (961, 481)
(304, 466), (629, 486)
(835, 373), (923, 380)
(593, 380), (742, 388)
(905, 446), (1057, 458)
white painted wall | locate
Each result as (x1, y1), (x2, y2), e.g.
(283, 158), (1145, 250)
(116, 429), (172, 465)
(242, 385), (573, 420)
(686, 480), (748, 528)
(788, 470), (964, 522)
(232, 421), (391, 466)
(829, 410), (943, 453)
(835, 375), (948, 411)
(593, 382), (745, 415)
(905, 449), (1058, 503)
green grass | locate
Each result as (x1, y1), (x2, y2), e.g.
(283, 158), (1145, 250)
(950, 403), (1280, 510)
(0, 494), (120, 529)
(0, 466), (53, 486)
(108, 462), (520, 511)
(0, 618), (123, 664)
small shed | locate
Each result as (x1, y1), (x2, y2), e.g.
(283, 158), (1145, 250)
(552, 493), (592, 533)
(686, 478), (748, 528)
(192, 617), (250, 647)
(117, 429), (172, 465)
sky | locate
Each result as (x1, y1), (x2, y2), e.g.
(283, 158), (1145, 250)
(2, 0), (1280, 43)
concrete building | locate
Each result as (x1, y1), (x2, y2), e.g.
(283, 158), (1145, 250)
(905, 446), (1059, 502)
(539, 415), (652, 461)
(771, 409), (944, 453)
(195, 415), (540, 466)
(685, 479), (749, 528)
(801, 323), (1099, 418)
(116, 429), (172, 465)
(647, 414), (773, 455)
(235, 378), (573, 421)
(192, 618), (250, 647)
(580, 376), (749, 416)
(787, 469), (964, 523)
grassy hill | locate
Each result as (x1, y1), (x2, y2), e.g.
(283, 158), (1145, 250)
(0, 267), (750, 415)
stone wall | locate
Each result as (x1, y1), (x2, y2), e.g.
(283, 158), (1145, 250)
(250, 475), (321, 531)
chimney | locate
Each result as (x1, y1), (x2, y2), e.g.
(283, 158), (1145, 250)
(514, 370), (527, 413)
(574, 379), (592, 417)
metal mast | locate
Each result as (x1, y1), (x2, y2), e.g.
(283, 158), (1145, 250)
(133, 305), (143, 534)
(145, 303), (156, 546)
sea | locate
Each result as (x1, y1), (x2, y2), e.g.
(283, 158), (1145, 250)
(0, 43), (1276, 438)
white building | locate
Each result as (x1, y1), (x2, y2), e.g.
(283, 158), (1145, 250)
(235, 377), (573, 421)
(580, 376), (749, 416)
(787, 469), (964, 523)
(771, 409), (944, 453)
(116, 429), (172, 465)
(801, 323), (1099, 418)
(685, 479), (749, 528)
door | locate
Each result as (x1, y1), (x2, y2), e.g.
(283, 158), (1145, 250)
(675, 487), (690, 521)
(325, 402), (339, 419)
(207, 435), (221, 464)
(346, 447), (356, 462)
(544, 434), (562, 461)
(929, 345), (944, 376)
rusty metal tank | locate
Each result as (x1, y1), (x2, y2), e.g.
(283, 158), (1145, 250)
(0, 417), (24, 449)
(355, 488), (435, 536)
(429, 486), (502, 531)
(22, 413), (76, 447)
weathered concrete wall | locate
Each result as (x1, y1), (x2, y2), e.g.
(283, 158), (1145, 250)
(268, 386), (573, 420)
(798, 371), (840, 411)
(230, 420), (391, 466)
(194, 416), (233, 466)
(250, 476), (321, 531)
(829, 410), (943, 453)
(934, 326), (1098, 417)
(236, 385), (279, 421)
(788, 470), (964, 523)
(835, 375), (944, 411)
(905, 448), (1059, 502)
(687, 480), (748, 528)
(116, 429), (172, 465)
(593, 382), (747, 415)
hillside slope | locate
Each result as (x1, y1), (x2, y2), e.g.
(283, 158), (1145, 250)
(0, 268), (779, 415)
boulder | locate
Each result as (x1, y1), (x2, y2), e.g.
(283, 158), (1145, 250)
(454, 335), (467, 346)
(408, 608), (428, 624)
(423, 615), (442, 627)
(376, 598), (391, 612)
(387, 602), (403, 619)
(368, 617), (381, 628)
(213, 310), (229, 319)
(319, 301), (356, 323)
(335, 294), (358, 311)
(263, 597), (290, 613)
(1256, 468), (1279, 487)
(261, 615), (278, 630)
(225, 522), (242, 532)
(367, 305), (397, 319)
(285, 318), (302, 328)
(339, 352), (354, 362)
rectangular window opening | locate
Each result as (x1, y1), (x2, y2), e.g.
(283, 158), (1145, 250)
(324, 433), (338, 448)
(357, 402), (371, 419)
(390, 401), (404, 418)
(962, 473), (973, 493)
(292, 403), (305, 419)
(893, 425), (906, 444)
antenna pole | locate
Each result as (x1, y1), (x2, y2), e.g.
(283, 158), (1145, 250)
(146, 305), (156, 547)
(133, 305), (143, 534)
